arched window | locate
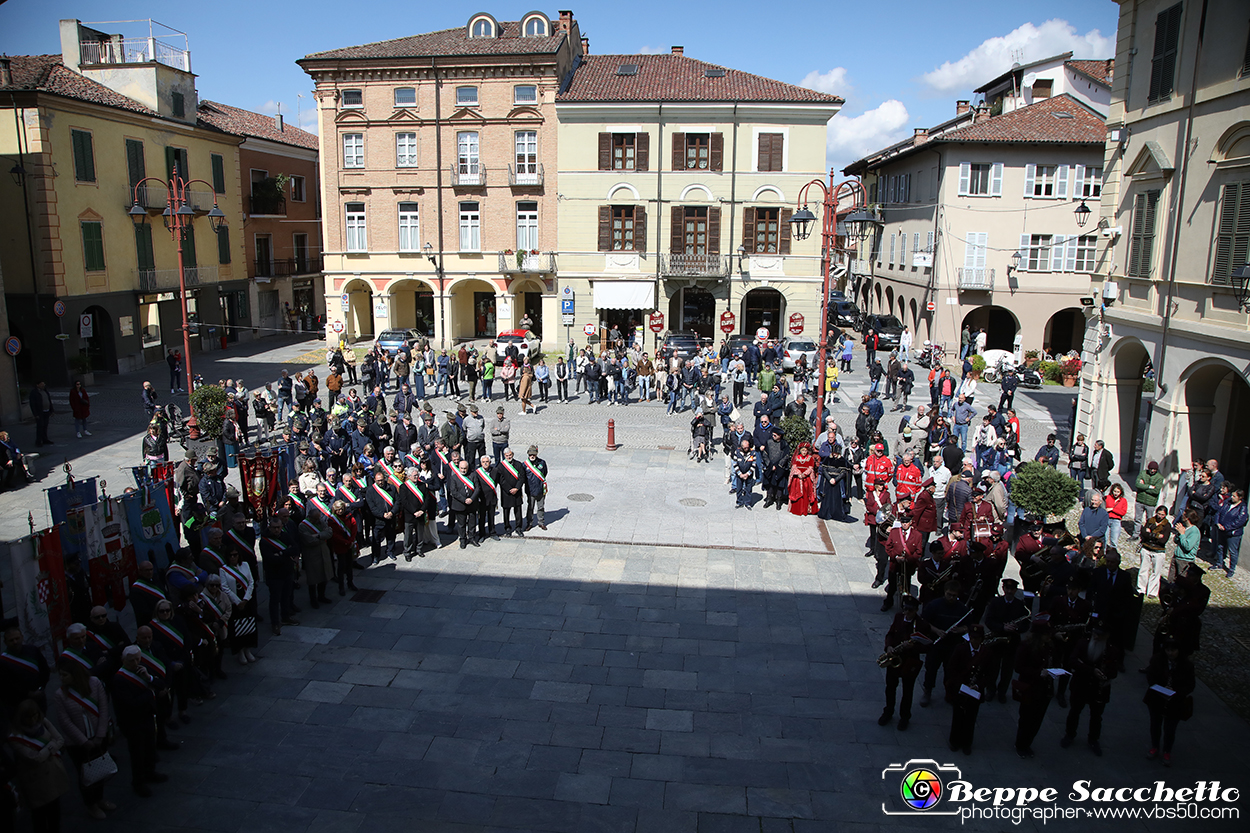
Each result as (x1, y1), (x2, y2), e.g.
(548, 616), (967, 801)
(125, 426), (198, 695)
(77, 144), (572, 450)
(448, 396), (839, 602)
(524, 16), (548, 37)
(470, 17), (495, 38)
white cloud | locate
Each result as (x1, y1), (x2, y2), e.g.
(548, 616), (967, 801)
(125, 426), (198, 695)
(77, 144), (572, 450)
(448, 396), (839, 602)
(636, 45), (665, 54)
(920, 19), (1114, 94)
(258, 99), (281, 115)
(799, 67), (850, 96)
(826, 100), (911, 172)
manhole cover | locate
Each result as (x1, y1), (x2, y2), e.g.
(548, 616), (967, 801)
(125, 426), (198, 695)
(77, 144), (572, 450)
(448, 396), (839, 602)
(679, 498), (707, 507)
(567, 493), (595, 502)
(351, 589), (387, 604)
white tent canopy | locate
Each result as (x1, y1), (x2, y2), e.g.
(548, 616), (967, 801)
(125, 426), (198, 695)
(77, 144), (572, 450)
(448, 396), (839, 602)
(592, 280), (654, 310)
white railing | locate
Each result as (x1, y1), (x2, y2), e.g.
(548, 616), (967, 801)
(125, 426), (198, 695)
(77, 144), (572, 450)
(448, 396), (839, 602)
(137, 266), (214, 292)
(79, 38), (190, 71)
(957, 267), (995, 291)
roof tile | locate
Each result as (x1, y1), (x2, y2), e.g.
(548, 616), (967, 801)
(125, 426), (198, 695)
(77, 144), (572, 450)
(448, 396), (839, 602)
(197, 100), (319, 150)
(1065, 59), (1114, 86)
(302, 22), (564, 61)
(937, 94), (1105, 145)
(0, 54), (155, 115)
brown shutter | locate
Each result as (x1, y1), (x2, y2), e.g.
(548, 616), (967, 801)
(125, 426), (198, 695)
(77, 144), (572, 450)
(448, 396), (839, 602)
(710, 133), (724, 171)
(780, 207), (792, 255)
(671, 132), (685, 170)
(635, 132), (649, 171)
(757, 134), (771, 171)
(671, 206), (685, 254)
(634, 205), (647, 252)
(707, 206), (721, 255)
(770, 134), (783, 172)
(743, 209), (756, 255)
(598, 205), (612, 252)
(598, 133), (612, 171)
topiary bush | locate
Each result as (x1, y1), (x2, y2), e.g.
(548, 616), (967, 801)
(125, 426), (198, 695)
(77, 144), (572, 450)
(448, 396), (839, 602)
(970, 354), (986, 376)
(781, 413), (813, 451)
(1010, 461), (1080, 521)
(189, 384), (227, 440)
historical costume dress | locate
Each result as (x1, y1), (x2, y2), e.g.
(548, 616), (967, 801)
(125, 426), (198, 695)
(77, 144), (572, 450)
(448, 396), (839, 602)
(788, 442), (819, 516)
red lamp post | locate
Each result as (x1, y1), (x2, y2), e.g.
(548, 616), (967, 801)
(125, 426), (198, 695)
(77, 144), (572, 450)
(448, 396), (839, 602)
(130, 165), (226, 425)
(789, 172), (876, 430)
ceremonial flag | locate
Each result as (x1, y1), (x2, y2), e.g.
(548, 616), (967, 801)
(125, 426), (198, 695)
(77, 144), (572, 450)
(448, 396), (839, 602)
(47, 477), (98, 559)
(7, 532), (71, 649)
(83, 498), (138, 611)
(122, 488), (178, 571)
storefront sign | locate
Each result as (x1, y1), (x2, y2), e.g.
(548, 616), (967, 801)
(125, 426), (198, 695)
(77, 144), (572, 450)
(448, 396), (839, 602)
(648, 312), (664, 333)
(720, 311), (736, 334)
(788, 313), (804, 335)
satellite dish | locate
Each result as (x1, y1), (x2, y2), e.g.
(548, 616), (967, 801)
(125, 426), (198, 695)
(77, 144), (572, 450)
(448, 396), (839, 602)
(1023, 72), (1038, 88)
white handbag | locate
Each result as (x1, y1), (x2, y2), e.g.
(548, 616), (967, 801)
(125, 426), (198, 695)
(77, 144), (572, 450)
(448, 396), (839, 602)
(80, 751), (118, 786)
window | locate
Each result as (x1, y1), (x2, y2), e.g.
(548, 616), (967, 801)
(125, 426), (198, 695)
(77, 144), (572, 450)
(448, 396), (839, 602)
(345, 202), (366, 252)
(456, 86), (478, 107)
(71, 130), (96, 182)
(182, 225), (197, 268)
(341, 89), (363, 109)
(523, 16), (547, 37)
(672, 132), (723, 171)
(165, 146), (188, 179)
(398, 202), (420, 252)
(963, 232), (988, 273)
(677, 207), (709, 255)
(900, 231), (908, 269)
(456, 131), (480, 183)
(290, 175), (306, 202)
(686, 133), (709, 169)
(394, 87), (416, 107)
(757, 133), (783, 172)
(1025, 164), (1069, 198)
(470, 17), (494, 38)
(1213, 182), (1250, 285)
(516, 201), (539, 251)
(125, 139), (145, 198)
(597, 205), (648, 252)
(1031, 79), (1053, 100)
(1074, 235), (1098, 272)
(598, 132), (649, 171)
(889, 233), (895, 266)
(1128, 190), (1160, 277)
(459, 201), (481, 251)
(750, 208), (779, 254)
(343, 133), (364, 168)
(1148, 3), (1183, 103)
(1243, 25), (1250, 77)
(172, 91), (185, 118)
(81, 221), (105, 271)
(614, 133), (635, 170)
(514, 85), (538, 104)
(514, 131), (537, 183)
(1026, 234), (1053, 271)
(396, 132), (418, 167)
(1078, 166), (1102, 198)
(211, 154), (226, 194)
(217, 225), (232, 265)
(293, 234), (310, 273)
(959, 162), (1003, 196)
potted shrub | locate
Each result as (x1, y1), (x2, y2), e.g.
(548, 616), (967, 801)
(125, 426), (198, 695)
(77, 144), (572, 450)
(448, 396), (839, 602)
(1059, 356), (1082, 386)
(1023, 349), (1040, 367)
(1010, 461), (1081, 524)
(67, 353), (94, 386)
(969, 354), (987, 378)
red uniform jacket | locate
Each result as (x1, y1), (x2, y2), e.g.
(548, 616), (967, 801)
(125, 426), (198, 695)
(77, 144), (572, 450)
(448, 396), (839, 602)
(912, 489), (938, 533)
(895, 463), (923, 498)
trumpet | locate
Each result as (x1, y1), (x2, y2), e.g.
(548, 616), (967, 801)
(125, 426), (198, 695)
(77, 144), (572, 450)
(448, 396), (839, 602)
(877, 639), (922, 668)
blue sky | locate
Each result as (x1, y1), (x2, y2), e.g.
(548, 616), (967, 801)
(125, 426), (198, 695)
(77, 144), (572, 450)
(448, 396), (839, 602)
(1, 0), (1119, 173)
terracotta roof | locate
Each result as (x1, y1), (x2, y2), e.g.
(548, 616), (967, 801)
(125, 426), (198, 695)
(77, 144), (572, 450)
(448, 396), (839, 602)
(197, 100), (318, 151)
(936, 95), (1105, 145)
(301, 23), (565, 61)
(1066, 59), (1114, 86)
(558, 54), (842, 104)
(0, 54), (155, 115)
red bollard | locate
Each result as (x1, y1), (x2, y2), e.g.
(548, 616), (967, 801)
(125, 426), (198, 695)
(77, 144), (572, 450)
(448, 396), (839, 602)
(606, 419), (619, 451)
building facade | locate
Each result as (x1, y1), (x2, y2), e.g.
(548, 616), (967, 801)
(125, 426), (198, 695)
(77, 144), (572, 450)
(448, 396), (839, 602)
(554, 48), (841, 349)
(298, 11), (582, 349)
(1079, 0), (1250, 494)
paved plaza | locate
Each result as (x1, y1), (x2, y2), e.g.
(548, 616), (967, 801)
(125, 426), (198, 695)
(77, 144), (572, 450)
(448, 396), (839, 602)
(3, 338), (1247, 831)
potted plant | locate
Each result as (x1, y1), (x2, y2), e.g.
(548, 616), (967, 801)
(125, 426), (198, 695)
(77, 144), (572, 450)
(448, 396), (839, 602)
(67, 353), (94, 386)
(1059, 356), (1082, 386)
(1010, 461), (1081, 524)
(1023, 349), (1040, 367)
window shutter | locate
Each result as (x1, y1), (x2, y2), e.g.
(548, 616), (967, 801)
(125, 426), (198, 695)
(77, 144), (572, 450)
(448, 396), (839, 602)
(757, 133), (771, 171)
(1050, 236), (1064, 272)
(958, 162), (970, 196)
(743, 209), (756, 254)
(900, 232), (907, 267)
(81, 222), (104, 271)
(709, 133), (724, 171)
(166, 146), (177, 180)
(1141, 190), (1159, 276)
(963, 238), (976, 269)
(636, 132), (649, 171)
(707, 206), (721, 255)
(126, 139), (145, 188)
(1064, 235), (1078, 272)
(211, 154), (226, 194)
(990, 162), (1003, 196)
(1023, 164), (1036, 197)
(1056, 165), (1069, 198)
(183, 224), (197, 268)
(1149, 4), (1182, 101)
(770, 134), (783, 172)
(217, 225), (232, 264)
(135, 224), (155, 270)
(779, 208), (792, 255)
(1128, 193), (1146, 276)
(598, 133), (612, 170)
(889, 233), (895, 265)
(1019, 233), (1031, 268)
(926, 231), (934, 254)
(1074, 165), (1086, 197)
(974, 234), (988, 268)
(634, 205), (647, 252)
(671, 133), (685, 170)
(597, 206), (611, 252)
(670, 206), (684, 254)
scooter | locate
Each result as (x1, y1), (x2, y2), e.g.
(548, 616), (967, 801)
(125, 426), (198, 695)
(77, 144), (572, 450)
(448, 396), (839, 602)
(1019, 366), (1043, 389)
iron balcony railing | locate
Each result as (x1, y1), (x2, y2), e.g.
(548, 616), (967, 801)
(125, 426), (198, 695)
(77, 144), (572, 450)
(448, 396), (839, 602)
(136, 266), (213, 292)
(497, 252), (555, 273)
(661, 253), (730, 277)
(248, 193), (287, 216)
(508, 163), (544, 187)
(956, 267), (995, 291)
(253, 257), (323, 279)
(449, 164), (487, 186)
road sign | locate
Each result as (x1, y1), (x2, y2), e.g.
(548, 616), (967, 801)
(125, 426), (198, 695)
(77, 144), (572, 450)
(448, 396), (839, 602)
(927, 300), (936, 312)
(79, 314), (94, 338)
(330, 320), (345, 334)
(562, 314), (574, 326)
(561, 298), (575, 315)
(719, 311), (735, 334)
(788, 312), (804, 335)
(53, 300), (66, 317)
(560, 286), (574, 299)
(648, 312), (664, 333)
(4, 337), (20, 356)
(55, 333), (71, 341)
(756, 327), (769, 341)
(583, 323), (596, 337)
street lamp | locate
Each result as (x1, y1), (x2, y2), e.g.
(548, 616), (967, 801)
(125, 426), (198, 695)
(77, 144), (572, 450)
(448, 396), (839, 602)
(424, 242), (447, 348)
(8, 162), (25, 187)
(1232, 265), (1250, 313)
(130, 164), (227, 425)
(1074, 200), (1092, 228)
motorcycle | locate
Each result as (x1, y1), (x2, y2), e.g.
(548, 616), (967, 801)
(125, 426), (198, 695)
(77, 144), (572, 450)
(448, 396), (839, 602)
(1019, 366), (1043, 389)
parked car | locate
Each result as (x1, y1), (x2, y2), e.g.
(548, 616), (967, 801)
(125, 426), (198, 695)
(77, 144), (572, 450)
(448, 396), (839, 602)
(493, 329), (541, 361)
(780, 337), (818, 372)
(860, 314), (904, 351)
(726, 334), (755, 360)
(374, 328), (423, 356)
(829, 301), (861, 329)
(660, 330), (701, 361)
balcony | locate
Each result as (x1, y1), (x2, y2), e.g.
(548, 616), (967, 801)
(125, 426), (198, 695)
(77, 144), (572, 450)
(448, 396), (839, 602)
(661, 253), (730, 278)
(508, 163), (544, 187)
(248, 193), (286, 216)
(78, 22), (191, 72)
(497, 252), (555, 274)
(957, 267), (995, 291)
(136, 265), (214, 292)
(126, 187), (217, 213)
(449, 165), (486, 187)
(253, 257), (324, 280)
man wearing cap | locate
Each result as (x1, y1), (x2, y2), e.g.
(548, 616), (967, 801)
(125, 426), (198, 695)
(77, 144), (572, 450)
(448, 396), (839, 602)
(985, 579), (1031, 702)
(441, 410), (463, 457)
(113, 644), (168, 796)
(920, 580), (970, 707)
(879, 595), (929, 731)
(958, 487), (997, 543)
(759, 428), (790, 511)
(1060, 619), (1121, 756)
(863, 442), (894, 497)
(391, 413), (417, 457)
(523, 445), (549, 530)
(1012, 619), (1056, 757)
(883, 514), (922, 612)
(1144, 638), (1195, 766)
(490, 407), (511, 464)
(1134, 460), (1164, 529)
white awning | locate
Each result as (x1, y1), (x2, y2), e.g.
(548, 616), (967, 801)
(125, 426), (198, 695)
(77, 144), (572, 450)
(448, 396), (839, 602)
(593, 280), (655, 310)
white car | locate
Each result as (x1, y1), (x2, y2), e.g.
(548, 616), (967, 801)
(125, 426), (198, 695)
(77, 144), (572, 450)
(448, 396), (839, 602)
(780, 337), (818, 371)
(493, 329), (541, 361)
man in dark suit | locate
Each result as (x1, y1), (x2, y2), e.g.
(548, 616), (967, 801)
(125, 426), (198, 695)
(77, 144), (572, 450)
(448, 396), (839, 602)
(1, 626), (51, 716)
(113, 646), (168, 795)
(1088, 550), (1134, 654)
(495, 448), (526, 537)
(473, 455), (500, 542)
(28, 381), (54, 446)
(1089, 440), (1115, 493)
(448, 459), (478, 549)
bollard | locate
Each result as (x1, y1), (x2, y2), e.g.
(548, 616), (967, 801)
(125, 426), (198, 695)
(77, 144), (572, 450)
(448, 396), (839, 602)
(606, 418), (619, 451)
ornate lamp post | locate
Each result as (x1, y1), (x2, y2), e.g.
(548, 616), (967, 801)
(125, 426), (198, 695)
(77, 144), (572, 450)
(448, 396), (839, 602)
(129, 165), (226, 422)
(789, 173), (876, 428)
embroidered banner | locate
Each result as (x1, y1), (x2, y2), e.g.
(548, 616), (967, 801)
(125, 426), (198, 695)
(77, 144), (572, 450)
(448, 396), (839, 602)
(83, 498), (138, 611)
(47, 477), (98, 560)
(8, 532), (71, 651)
(121, 488), (177, 571)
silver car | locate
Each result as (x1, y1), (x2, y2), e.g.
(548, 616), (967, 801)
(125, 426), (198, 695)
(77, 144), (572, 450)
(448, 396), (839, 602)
(780, 337), (818, 371)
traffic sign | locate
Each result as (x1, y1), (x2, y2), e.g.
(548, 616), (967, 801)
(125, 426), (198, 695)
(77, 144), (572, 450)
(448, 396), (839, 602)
(55, 333), (71, 341)
(560, 286), (574, 299)
(756, 327), (769, 341)
(4, 337), (20, 356)
(788, 312), (804, 335)
(330, 320), (345, 334)
(719, 311), (735, 334)
(583, 323), (596, 337)
(648, 312), (664, 333)
(53, 300), (66, 317)
(926, 300), (936, 312)
(79, 314), (94, 338)
(562, 314), (574, 326)
(561, 298), (575, 315)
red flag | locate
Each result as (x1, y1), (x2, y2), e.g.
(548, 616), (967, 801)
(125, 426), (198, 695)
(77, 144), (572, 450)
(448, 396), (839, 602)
(35, 531), (71, 644)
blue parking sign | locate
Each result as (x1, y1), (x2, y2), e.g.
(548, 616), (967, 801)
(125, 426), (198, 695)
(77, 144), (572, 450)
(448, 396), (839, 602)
(561, 298), (575, 315)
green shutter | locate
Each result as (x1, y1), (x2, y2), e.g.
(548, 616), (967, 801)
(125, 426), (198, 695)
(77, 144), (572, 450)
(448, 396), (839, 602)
(72, 130), (96, 182)
(126, 139), (145, 189)
(166, 146), (176, 180)
(211, 154), (226, 194)
(165, 147), (189, 180)
(81, 221), (105, 271)
(182, 224), (197, 268)
(1213, 182), (1250, 286)
(135, 224), (155, 271)
(217, 225), (231, 265)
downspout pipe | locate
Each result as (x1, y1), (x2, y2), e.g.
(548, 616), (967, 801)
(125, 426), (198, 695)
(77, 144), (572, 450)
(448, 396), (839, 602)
(432, 57), (447, 349)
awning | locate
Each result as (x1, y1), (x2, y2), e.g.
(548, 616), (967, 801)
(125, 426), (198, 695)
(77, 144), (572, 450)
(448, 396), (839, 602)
(593, 280), (655, 310)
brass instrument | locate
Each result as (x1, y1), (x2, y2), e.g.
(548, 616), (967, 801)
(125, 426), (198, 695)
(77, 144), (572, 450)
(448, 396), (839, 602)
(877, 635), (926, 668)
(1052, 618), (1091, 642)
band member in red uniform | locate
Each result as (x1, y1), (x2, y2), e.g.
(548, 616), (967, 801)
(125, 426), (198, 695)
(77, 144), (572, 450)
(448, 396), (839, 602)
(1013, 619), (1056, 758)
(883, 515), (922, 612)
(878, 596), (930, 730)
(947, 624), (997, 754)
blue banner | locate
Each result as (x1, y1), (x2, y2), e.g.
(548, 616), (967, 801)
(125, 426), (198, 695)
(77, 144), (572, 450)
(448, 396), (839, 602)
(46, 477), (98, 560)
(121, 488), (178, 570)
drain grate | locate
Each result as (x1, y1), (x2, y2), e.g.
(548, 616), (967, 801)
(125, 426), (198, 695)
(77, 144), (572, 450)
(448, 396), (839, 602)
(679, 498), (707, 507)
(351, 589), (387, 604)
(567, 493), (595, 502)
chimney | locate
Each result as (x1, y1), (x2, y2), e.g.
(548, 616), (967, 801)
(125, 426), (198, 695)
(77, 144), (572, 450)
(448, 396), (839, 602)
(276, 113), (284, 132)
(559, 10), (572, 31)
(914, 128), (928, 145)
(0, 58), (11, 87)
(956, 100), (970, 116)
(581, 37), (589, 55)
(671, 46), (684, 56)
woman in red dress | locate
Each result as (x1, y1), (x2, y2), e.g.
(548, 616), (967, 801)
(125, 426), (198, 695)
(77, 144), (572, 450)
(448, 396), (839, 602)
(788, 442), (819, 516)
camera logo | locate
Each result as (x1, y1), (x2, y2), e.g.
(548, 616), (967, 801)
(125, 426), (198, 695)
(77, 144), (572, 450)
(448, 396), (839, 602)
(882, 759), (962, 816)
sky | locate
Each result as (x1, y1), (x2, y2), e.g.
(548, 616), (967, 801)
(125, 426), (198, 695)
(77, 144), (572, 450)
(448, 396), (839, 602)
(0, 0), (1119, 174)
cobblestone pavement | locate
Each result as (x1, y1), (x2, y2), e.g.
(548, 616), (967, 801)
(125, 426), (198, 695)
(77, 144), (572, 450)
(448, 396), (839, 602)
(4, 339), (1249, 832)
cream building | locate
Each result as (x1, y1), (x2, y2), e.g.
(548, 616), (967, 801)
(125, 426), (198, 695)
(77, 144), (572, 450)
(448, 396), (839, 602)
(1079, 0), (1250, 493)
(555, 48), (841, 349)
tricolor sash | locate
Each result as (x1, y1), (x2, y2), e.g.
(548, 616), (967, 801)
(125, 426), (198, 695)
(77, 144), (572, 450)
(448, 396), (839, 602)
(435, 449), (451, 472)
(0, 652), (40, 674)
(167, 563), (196, 583)
(476, 467), (497, 491)
(86, 630), (115, 653)
(309, 496), (334, 519)
(140, 650), (167, 678)
(501, 460), (520, 482)
(200, 547), (225, 571)
(201, 592), (226, 621)
(66, 687), (101, 718)
(261, 535), (287, 554)
(132, 579), (167, 602)
(523, 460), (548, 496)
(60, 648), (93, 671)
(300, 518), (321, 536)
(372, 484), (394, 508)
(7, 732), (51, 753)
(338, 485), (358, 504)
(222, 564), (250, 594)
(227, 529), (254, 555)
(451, 468), (476, 492)
(287, 492), (305, 508)
(152, 620), (184, 648)
(115, 667), (150, 691)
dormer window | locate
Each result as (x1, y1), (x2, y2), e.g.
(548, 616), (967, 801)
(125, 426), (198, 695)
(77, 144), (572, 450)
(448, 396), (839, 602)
(468, 14), (496, 38)
(456, 86), (479, 107)
(341, 89), (363, 109)
(523, 15), (548, 37)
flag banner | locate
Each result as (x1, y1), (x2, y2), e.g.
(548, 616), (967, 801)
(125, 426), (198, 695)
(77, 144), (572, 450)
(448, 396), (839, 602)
(83, 498), (138, 611)
(9, 533), (71, 650)
(122, 488), (178, 570)
(47, 477), (98, 559)
(131, 462), (177, 491)
(276, 442), (296, 491)
(239, 450), (281, 516)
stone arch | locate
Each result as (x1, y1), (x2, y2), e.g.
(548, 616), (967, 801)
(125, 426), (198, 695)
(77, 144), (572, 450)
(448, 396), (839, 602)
(740, 287), (787, 339)
(607, 182), (640, 201)
(679, 184), (713, 202)
(80, 305), (116, 374)
(750, 185), (785, 203)
(908, 298), (919, 332)
(960, 305), (1019, 352)
(1044, 307), (1086, 355)
(340, 277), (376, 340)
(1110, 337), (1152, 473)
(386, 277), (437, 337)
(447, 277), (501, 342)
(1180, 358), (1250, 488)
(884, 286), (895, 321)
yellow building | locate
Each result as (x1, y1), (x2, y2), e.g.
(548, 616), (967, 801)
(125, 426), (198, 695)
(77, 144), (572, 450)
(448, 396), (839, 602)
(0, 20), (246, 386)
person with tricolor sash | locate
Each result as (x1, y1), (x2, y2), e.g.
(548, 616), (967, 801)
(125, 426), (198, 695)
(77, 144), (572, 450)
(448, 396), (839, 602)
(1, 626), (50, 717)
(150, 601), (195, 724)
(297, 508), (334, 609)
(399, 467), (436, 560)
(133, 626), (181, 752)
(330, 500), (360, 594)
(129, 561), (168, 627)
(52, 659), (115, 818)
(5, 699), (69, 824)
(261, 515), (301, 636)
(220, 549), (259, 664)
(494, 448), (526, 537)
(60, 624), (105, 679)
(473, 454), (500, 542)
(365, 468), (399, 563)
(200, 576), (231, 681)
(112, 646), (168, 796)
(448, 459), (479, 549)
(523, 445), (549, 531)
(86, 605), (131, 680)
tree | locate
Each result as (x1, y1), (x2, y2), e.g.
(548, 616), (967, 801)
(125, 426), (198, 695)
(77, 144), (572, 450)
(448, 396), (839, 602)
(1010, 461), (1080, 520)
(189, 384), (227, 441)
